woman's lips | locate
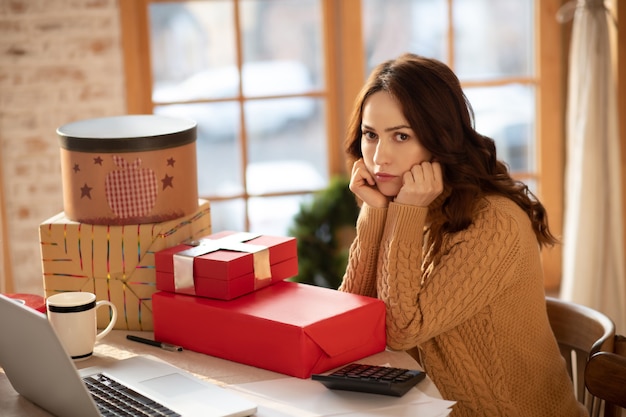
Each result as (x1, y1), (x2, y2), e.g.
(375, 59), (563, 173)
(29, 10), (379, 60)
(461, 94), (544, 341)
(375, 172), (396, 182)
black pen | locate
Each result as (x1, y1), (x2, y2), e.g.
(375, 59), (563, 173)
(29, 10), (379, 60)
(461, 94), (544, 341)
(126, 335), (183, 352)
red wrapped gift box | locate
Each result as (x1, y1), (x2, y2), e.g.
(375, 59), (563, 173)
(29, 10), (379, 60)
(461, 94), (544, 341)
(153, 281), (386, 378)
(155, 231), (297, 300)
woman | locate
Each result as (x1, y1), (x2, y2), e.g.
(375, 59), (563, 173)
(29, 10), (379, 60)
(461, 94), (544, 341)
(339, 53), (585, 416)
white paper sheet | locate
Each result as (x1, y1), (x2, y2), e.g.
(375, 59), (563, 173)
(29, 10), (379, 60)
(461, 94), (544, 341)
(228, 376), (455, 417)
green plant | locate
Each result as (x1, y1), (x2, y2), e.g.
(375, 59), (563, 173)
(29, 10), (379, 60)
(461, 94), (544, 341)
(288, 176), (359, 289)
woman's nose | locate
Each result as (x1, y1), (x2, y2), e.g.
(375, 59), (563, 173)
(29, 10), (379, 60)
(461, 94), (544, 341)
(373, 139), (390, 165)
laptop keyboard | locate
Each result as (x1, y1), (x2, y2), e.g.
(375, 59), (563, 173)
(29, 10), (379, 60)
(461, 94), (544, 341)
(83, 373), (181, 416)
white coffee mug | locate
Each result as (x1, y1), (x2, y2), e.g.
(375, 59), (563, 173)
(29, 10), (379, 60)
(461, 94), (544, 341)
(46, 292), (117, 361)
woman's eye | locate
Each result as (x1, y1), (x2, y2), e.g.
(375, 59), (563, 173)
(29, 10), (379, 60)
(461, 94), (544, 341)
(362, 131), (377, 140)
(395, 132), (410, 142)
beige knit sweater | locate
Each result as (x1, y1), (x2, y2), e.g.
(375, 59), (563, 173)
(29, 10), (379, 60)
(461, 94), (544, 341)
(339, 195), (587, 417)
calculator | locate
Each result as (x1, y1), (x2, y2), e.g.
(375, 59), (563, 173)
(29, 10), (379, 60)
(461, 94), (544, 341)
(311, 363), (426, 397)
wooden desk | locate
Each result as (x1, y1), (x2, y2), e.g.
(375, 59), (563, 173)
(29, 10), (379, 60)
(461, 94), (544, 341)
(1, 330), (444, 416)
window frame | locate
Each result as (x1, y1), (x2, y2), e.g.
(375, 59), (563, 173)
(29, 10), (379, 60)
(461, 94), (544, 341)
(536, 0), (566, 289)
(119, 0), (567, 288)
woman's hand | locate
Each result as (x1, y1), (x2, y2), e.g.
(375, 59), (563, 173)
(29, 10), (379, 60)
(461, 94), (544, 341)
(395, 161), (443, 207)
(349, 159), (389, 208)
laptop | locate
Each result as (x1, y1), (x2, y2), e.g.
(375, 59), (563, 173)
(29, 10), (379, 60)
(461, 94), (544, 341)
(0, 294), (257, 417)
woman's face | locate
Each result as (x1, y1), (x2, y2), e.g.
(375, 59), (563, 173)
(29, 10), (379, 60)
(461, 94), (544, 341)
(360, 91), (433, 197)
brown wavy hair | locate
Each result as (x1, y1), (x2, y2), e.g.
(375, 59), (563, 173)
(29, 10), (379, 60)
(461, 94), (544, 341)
(345, 53), (557, 249)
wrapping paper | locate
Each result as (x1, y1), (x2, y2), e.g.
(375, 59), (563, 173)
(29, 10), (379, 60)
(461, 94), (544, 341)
(153, 281), (386, 378)
(4, 293), (46, 313)
(40, 200), (211, 331)
(155, 231), (297, 300)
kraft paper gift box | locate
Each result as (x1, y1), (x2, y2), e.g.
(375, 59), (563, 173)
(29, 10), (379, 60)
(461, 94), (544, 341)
(40, 199), (211, 331)
(154, 230), (298, 300)
(152, 281), (386, 378)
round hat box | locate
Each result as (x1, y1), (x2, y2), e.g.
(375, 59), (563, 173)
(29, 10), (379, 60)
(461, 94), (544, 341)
(57, 115), (199, 225)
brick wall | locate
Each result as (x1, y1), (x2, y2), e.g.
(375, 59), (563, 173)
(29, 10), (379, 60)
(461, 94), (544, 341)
(0, 0), (126, 295)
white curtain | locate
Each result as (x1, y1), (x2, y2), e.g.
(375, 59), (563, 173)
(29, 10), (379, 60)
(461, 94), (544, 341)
(560, 0), (626, 334)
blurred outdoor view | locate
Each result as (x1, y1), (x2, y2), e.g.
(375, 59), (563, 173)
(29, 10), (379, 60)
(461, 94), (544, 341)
(149, 0), (535, 236)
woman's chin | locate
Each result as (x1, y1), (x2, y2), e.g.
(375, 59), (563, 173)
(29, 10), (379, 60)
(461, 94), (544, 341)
(376, 184), (401, 198)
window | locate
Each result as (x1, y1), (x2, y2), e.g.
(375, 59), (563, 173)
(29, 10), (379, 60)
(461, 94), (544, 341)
(120, 0), (565, 287)
(143, 1), (330, 235)
(363, 0), (536, 178)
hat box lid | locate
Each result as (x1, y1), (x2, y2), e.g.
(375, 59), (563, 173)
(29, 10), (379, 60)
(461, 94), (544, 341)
(57, 114), (197, 152)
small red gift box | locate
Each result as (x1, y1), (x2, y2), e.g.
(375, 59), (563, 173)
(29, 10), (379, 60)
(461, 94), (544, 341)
(155, 231), (297, 300)
(152, 281), (386, 378)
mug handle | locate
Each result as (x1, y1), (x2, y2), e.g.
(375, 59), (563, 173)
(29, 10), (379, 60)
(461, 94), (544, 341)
(95, 300), (118, 341)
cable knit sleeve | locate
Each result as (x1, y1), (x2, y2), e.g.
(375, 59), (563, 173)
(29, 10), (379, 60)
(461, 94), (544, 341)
(380, 198), (524, 351)
(338, 204), (387, 298)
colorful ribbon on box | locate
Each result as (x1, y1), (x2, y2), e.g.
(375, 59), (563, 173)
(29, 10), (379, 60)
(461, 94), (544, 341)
(172, 232), (272, 295)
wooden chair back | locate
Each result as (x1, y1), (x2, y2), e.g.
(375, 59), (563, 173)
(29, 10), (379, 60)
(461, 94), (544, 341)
(585, 335), (626, 417)
(545, 297), (615, 416)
